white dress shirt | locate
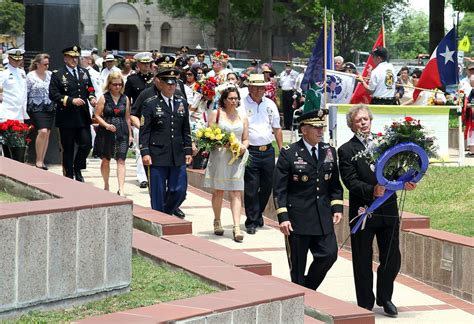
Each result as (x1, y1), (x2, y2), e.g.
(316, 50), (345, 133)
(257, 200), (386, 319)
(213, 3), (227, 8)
(368, 61), (397, 98)
(0, 65), (28, 121)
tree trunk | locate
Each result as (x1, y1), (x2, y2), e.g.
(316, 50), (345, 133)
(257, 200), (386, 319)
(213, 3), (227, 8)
(260, 0), (273, 62)
(216, 0), (230, 51)
(429, 0), (445, 54)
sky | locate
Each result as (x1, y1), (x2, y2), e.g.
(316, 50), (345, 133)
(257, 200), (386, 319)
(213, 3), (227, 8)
(409, 0), (461, 30)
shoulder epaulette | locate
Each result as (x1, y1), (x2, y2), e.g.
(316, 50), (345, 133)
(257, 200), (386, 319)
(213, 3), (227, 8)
(143, 95), (158, 104)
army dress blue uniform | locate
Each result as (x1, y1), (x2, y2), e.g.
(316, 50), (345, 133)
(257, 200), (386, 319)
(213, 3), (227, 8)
(273, 110), (343, 290)
(139, 86), (192, 214)
(49, 46), (96, 180)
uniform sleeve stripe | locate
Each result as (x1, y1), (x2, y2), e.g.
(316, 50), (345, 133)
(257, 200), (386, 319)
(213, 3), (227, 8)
(330, 200), (344, 206)
(63, 96), (68, 107)
(276, 207), (288, 214)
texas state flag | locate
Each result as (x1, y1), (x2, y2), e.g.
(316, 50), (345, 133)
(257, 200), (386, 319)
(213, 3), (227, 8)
(413, 28), (458, 101)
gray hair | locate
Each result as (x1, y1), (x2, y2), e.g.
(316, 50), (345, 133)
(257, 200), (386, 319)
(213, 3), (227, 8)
(346, 104), (373, 131)
(334, 56), (344, 63)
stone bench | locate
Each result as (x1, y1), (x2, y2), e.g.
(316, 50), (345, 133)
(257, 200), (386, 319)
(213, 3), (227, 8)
(133, 204), (192, 236)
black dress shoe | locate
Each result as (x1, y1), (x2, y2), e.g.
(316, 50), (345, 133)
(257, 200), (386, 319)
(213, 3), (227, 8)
(246, 227), (256, 234)
(258, 217), (264, 227)
(376, 300), (398, 317)
(173, 208), (185, 219)
(139, 181), (148, 188)
(74, 171), (84, 182)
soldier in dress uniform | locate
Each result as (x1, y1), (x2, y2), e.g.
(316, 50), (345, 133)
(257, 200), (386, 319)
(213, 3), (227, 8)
(49, 45), (97, 181)
(126, 52), (154, 189)
(273, 109), (343, 290)
(138, 67), (193, 216)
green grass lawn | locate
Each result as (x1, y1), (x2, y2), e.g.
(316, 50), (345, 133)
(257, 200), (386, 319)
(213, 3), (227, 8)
(16, 254), (219, 323)
(0, 190), (28, 203)
(402, 166), (474, 237)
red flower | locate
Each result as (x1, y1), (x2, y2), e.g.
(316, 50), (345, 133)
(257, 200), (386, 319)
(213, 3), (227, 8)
(113, 108), (120, 115)
(377, 132), (383, 137)
(88, 86), (95, 93)
(404, 116), (413, 122)
(201, 151), (209, 158)
(25, 138), (32, 144)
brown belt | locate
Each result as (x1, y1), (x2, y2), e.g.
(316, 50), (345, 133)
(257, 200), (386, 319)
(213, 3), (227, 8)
(248, 144), (272, 152)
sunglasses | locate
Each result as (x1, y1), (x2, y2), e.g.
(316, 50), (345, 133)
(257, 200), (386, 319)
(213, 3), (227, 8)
(111, 83), (123, 87)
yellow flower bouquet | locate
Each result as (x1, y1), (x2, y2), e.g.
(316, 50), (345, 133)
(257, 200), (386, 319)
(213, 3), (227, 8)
(193, 125), (243, 165)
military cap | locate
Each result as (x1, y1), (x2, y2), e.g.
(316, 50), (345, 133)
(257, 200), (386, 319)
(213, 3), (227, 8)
(155, 55), (176, 68)
(81, 50), (92, 57)
(156, 68), (179, 84)
(133, 52), (153, 63)
(62, 45), (81, 57)
(297, 109), (329, 128)
(6, 48), (25, 60)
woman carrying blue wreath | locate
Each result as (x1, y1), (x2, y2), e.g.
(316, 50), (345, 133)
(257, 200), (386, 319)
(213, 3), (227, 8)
(337, 104), (417, 318)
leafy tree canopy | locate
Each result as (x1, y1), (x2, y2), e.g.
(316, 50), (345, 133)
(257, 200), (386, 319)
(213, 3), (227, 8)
(0, 0), (25, 36)
(458, 12), (474, 56)
(387, 11), (429, 59)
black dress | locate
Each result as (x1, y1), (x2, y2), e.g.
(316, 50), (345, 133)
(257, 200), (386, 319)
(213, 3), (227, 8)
(93, 93), (129, 160)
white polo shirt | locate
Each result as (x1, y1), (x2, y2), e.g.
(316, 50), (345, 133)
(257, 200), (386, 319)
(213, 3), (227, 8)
(241, 94), (281, 146)
(279, 70), (299, 91)
(0, 65), (28, 121)
(368, 61), (397, 98)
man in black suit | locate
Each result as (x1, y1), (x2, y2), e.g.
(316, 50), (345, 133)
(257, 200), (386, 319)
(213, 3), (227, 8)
(49, 46), (97, 181)
(273, 109), (343, 290)
(138, 67), (192, 216)
(337, 104), (416, 317)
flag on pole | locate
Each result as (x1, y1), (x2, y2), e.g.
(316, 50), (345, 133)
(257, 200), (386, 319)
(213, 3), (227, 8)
(326, 70), (356, 104)
(350, 27), (385, 104)
(413, 28), (458, 101)
(326, 16), (334, 70)
(301, 28), (325, 92)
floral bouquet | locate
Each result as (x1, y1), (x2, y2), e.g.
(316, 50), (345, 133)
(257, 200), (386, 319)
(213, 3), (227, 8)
(0, 119), (33, 147)
(353, 116), (438, 180)
(193, 125), (242, 165)
(193, 76), (219, 102)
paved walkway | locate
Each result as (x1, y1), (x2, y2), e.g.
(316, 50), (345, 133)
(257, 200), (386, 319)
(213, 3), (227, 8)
(46, 155), (473, 323)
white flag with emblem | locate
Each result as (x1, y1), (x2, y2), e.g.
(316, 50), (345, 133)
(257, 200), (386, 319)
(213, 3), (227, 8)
(325, 70), (356, 104)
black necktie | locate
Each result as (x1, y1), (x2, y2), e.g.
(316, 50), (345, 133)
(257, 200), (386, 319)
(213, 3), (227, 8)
(311, 146), (318, 163)
(73, 68), (78, 79)
(169, 99), (173, 112)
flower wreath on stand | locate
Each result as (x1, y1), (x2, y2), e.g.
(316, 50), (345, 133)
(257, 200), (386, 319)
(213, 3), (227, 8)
(353, 116), (438, 180)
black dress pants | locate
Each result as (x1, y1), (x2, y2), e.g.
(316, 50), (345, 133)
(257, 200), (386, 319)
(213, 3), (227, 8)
(59, 127), (92, 177)
(282, 90), (294, 130)
(287, 232), (338, 290)
(244, 147), (275, 229)
(350, 222), (401, 309)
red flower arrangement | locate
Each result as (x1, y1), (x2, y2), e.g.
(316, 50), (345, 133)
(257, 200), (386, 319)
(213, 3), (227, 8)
(87, 86), (95, 93)
(113, 107), (121, 115)
(193, 76), (218, 101)
(211, 51), (229, 62)
(0, 119), (34, 147)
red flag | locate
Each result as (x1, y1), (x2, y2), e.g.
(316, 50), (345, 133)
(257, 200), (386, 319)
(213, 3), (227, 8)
(350, 27), (385, 104)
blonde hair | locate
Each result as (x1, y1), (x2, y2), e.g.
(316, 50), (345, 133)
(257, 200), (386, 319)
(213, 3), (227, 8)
(103, 71), (124, 94)
(29, 53), (50, 72)
(346, 104), (373, 131)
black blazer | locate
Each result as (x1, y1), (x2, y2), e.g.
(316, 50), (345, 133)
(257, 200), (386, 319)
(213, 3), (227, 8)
(139, 89), (192, 167)
(337, 135), (398, 229)
(49, 66), (95, 128)
(273, 139), (344, 236)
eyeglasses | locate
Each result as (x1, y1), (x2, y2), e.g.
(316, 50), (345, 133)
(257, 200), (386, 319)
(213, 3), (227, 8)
(227, 97), (239, 101)
(186, 73), (193, 76)
(111, 83), (123, 87)
(411, 76), (418, 79)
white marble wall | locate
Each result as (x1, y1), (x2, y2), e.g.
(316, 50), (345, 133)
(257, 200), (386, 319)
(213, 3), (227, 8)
(80, 0), (213, 51)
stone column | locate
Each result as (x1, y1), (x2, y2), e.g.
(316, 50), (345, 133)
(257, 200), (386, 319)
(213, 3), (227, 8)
(144, 17), (152, 51)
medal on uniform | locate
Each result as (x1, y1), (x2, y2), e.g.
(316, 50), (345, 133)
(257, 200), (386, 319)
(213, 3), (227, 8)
(324, 174), (330, 181)
(301, 175), (308, 182)
(293, 175), (299, 182)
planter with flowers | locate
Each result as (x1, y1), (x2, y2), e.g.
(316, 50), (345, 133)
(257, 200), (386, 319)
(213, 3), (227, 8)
(0, 119), (33, 162)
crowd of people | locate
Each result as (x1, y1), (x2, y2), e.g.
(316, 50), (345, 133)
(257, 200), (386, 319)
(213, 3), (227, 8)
(0, 44), (473, 319)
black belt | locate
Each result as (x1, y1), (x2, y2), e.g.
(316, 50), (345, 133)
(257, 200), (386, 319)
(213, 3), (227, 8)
(371, 97), (397, 104)
(248, 144), (272, 152)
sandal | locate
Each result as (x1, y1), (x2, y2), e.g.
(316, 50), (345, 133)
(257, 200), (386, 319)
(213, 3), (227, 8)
(233, 225), (244, 242)
(214, 220), (224, 236)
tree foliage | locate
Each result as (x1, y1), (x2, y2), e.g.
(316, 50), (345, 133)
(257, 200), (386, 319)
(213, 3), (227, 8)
(0, 0), (25, 36)
(451, 0), (474, 12)
(458, 12), (474, 56)
(292, 0), (407, 60)
(387, 11), (429, 59)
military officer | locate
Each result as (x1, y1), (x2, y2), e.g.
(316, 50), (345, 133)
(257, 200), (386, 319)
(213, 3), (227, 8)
(0, 48), (28, 158)
(126, 51), (154, 189)
(273, 109), (343, 290)
(138, 67), (192, 216)
(49, 45), (97, 181)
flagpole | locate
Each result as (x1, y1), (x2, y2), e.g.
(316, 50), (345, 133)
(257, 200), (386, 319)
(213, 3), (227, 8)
(331, 15), (335, 70)
(324, 7), (327, 110)
(382, 14), (385, 47)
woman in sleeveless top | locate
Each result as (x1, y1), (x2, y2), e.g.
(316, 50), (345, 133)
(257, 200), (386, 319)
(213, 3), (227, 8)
(204, 87), (249, 242)
(93, 71), (133, 196)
